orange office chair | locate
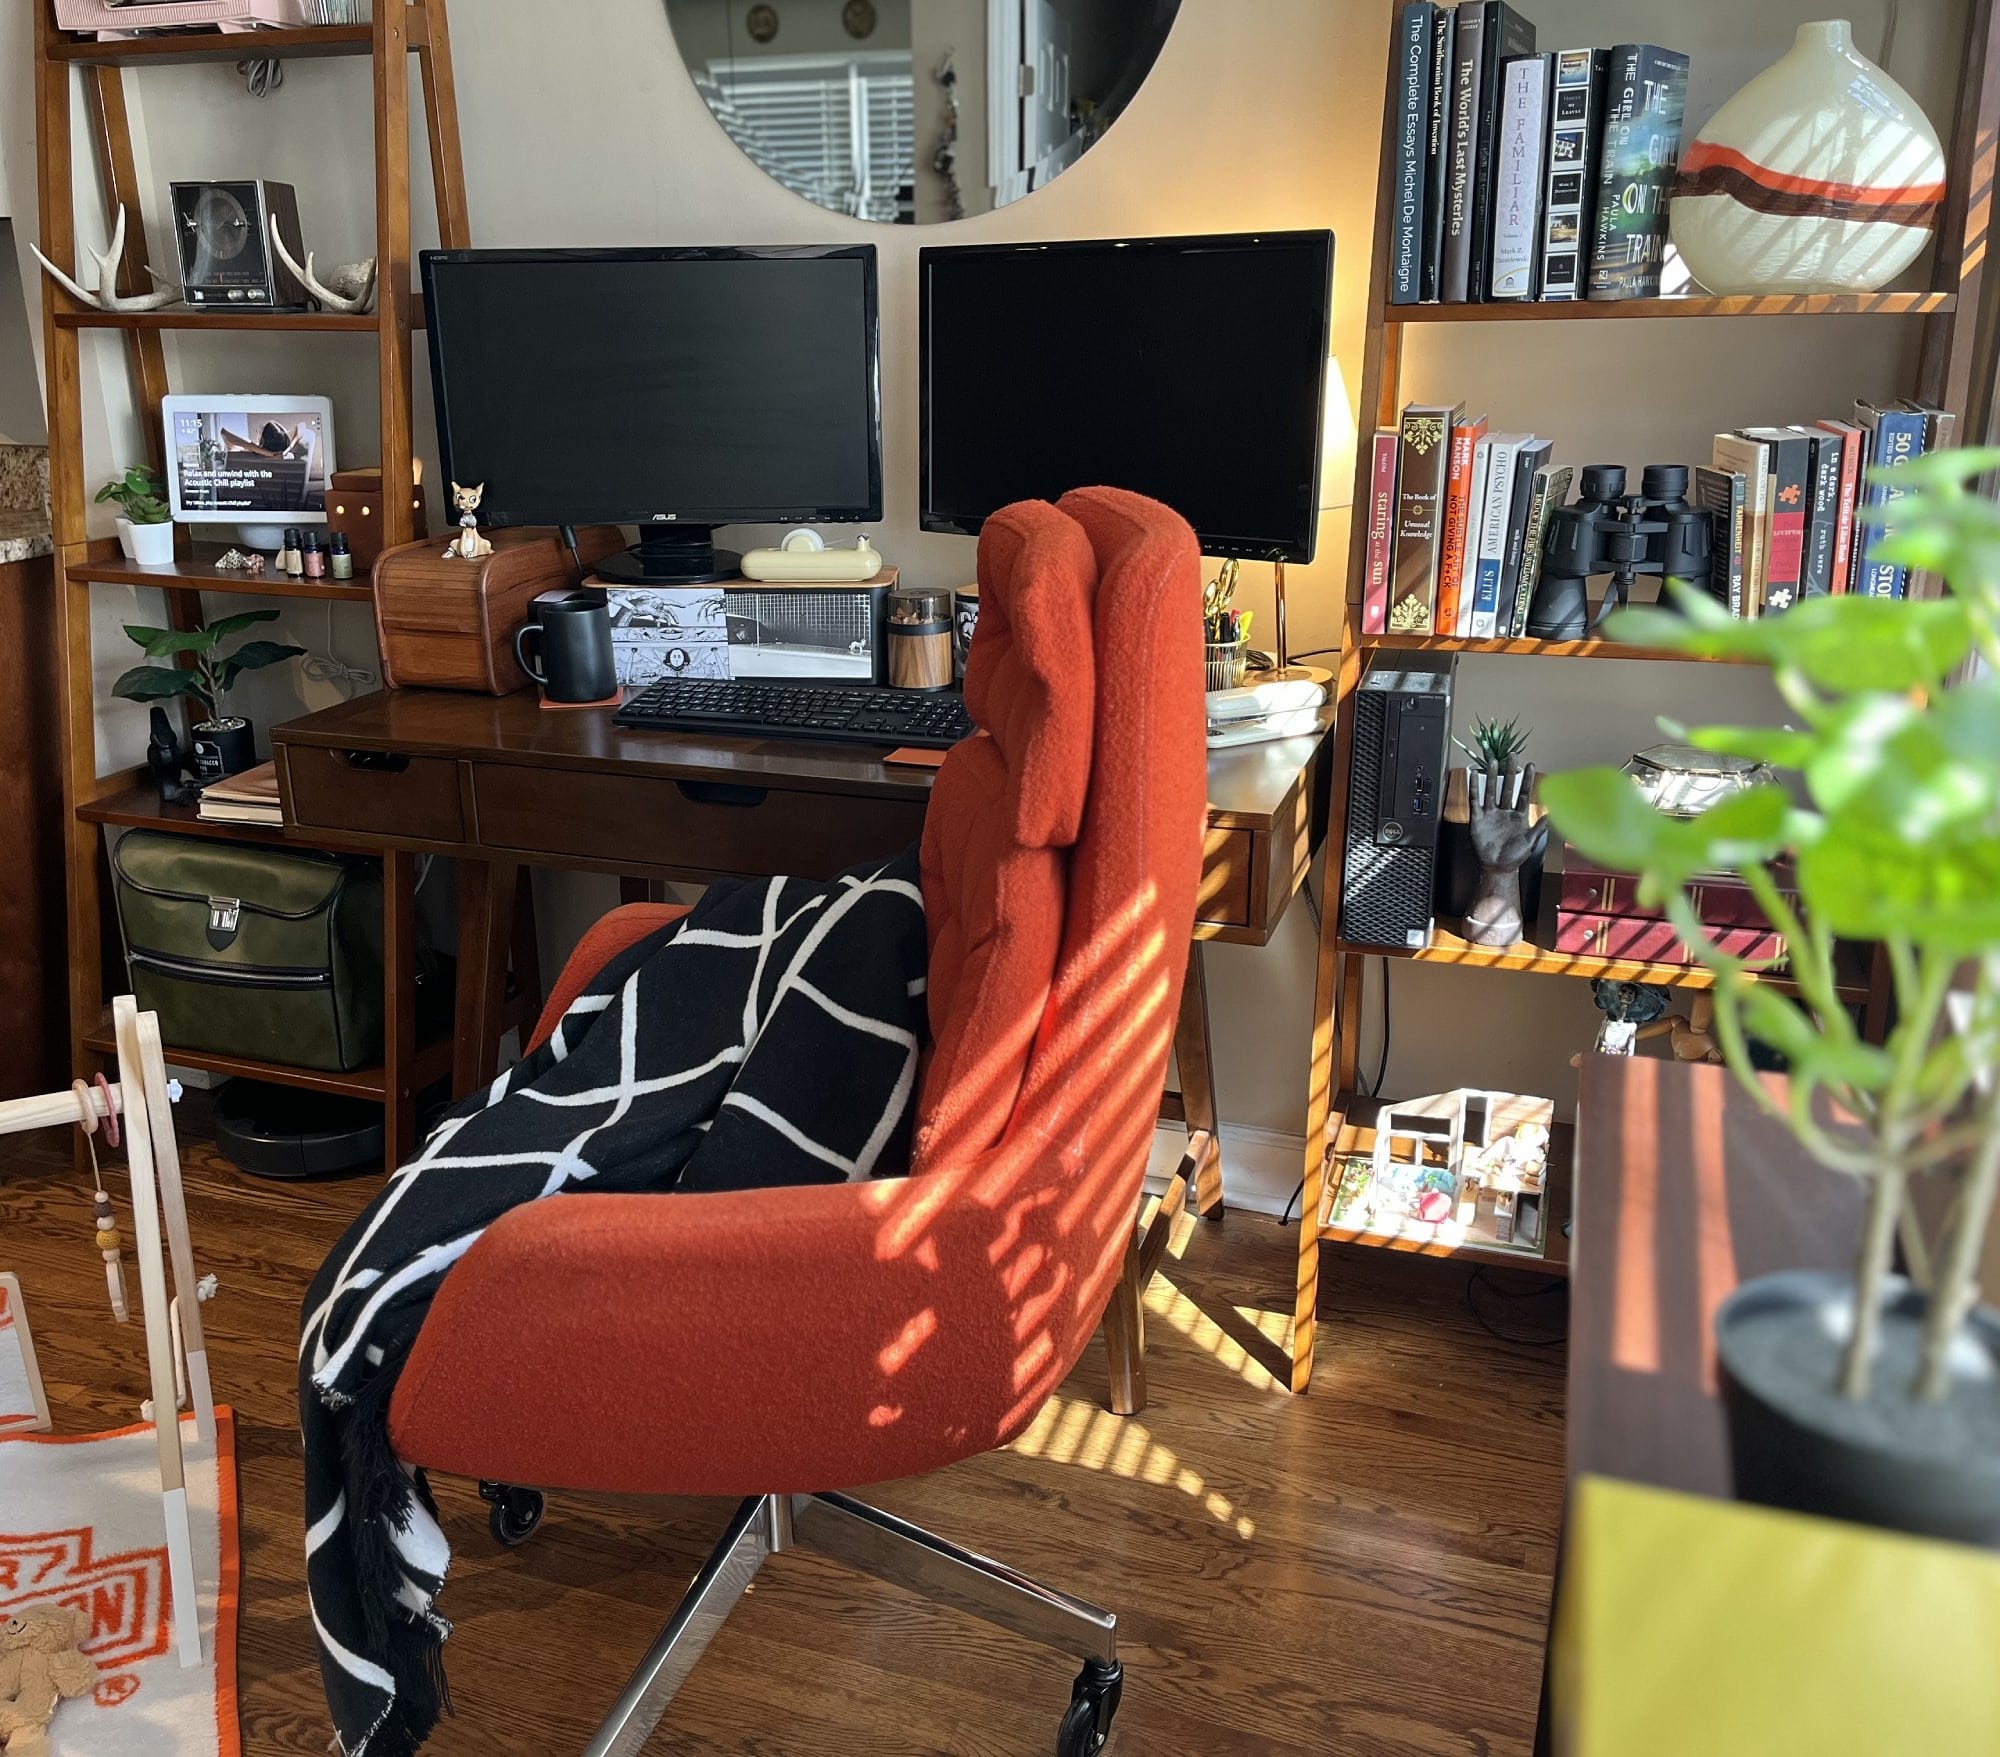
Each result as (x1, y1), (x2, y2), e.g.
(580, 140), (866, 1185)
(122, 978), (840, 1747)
(386, 487), (1205, 1755)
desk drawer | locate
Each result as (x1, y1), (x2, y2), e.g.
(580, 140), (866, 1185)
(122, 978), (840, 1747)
(282, 744), (466, 844)
(1197, 827), (1254, 930)
(471, 764), (926, 880)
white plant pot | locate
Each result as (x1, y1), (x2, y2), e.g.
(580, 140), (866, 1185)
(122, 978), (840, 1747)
(114, 515), (136, 560)
(126, 519), (175, 566)
(1669, 21), (1946, 296)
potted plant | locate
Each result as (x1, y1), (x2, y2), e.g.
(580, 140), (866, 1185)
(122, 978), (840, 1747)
(96, 464), (174, 565)
(113, 609), (304, 779)
(1543, 447), (2000, 1547)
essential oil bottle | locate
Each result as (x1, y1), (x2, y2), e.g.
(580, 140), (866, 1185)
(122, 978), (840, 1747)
(328, 532), (354, 580)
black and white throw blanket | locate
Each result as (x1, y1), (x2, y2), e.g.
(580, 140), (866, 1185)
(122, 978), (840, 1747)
(299, 850), (928, 1757)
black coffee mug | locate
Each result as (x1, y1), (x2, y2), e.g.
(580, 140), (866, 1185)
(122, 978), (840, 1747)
(517, 589), (617, 703)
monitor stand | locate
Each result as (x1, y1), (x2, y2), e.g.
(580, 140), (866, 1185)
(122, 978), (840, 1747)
(596, 525), (742, 585)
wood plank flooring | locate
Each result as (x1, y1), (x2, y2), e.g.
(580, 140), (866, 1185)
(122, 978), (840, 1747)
(0, 1108), (1565, 1755)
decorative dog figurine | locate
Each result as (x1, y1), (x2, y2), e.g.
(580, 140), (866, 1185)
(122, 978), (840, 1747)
(443, 481), (492, 560)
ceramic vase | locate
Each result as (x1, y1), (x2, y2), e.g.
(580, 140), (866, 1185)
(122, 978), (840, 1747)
(1669, 20), (1945, 296)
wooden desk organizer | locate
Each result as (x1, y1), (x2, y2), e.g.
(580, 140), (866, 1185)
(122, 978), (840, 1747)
(373, 526), (625, 693)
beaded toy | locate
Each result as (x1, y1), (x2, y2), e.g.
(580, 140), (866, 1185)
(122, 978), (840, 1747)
(73, 1076), (130, 1324)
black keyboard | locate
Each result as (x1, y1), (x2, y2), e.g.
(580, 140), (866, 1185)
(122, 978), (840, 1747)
(614, 677), (976, 749)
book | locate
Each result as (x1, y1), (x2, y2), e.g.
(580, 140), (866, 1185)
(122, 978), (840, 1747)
(1854, 399), (1927, 598)
(1738, 427), (1810, 613)
(1489, 53), (1551, 300)
(1465, 3), (1538, 301)
(1586, 45), (1691, 301)
(1692, 466), (1747, 617)
(1497, 437), (1552, 632)
(1390, 3), (1440, 305)
(1712, 432), (1772, 616)
(1552, 908), (1786, 968)
(1560, 848), (1795, 929)
(1815, 419), (1865, 595)
(1420, 3), (1457, 301)
(1898, 400), (1957, 597)
(1509, 462), (1572, 636)
(1435, 413), (1489, 636)
(1538, 48), (1609, 300)
(1361, 428), (1400, 635)
(1389, 401), (1463, 631)
(1470, 430), (1528, 637)
(1458, 436), (1496, 633)
(1796, 427), (1841, 600)
(196, 760), (283, 825)
(1440, 0), (1487, 303)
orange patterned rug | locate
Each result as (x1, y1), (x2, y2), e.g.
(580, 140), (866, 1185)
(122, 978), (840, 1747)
(0, 1408), (239, 1756)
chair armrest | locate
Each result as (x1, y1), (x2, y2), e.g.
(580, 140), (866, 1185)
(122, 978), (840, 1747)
(526, 902), (691, 1052)
(387, 1128), (1134, 1497)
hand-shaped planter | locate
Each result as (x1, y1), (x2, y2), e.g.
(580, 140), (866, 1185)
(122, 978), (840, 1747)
(1464, 762), (1547, 947)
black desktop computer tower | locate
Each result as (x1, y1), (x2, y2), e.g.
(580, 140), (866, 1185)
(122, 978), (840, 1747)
(1339, 652), (1458, 950)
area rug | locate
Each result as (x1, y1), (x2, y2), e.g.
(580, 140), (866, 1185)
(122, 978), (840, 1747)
(0, 1407), (239, 1756)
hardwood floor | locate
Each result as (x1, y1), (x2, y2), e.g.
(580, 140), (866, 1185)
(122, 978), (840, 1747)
(0, 1108), (1565, 1756)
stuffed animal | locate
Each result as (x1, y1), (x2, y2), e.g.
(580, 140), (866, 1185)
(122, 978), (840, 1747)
(0, 1606), (96, 1757)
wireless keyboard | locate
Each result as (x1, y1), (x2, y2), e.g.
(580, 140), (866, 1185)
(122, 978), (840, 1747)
(613, 677), (976, 750)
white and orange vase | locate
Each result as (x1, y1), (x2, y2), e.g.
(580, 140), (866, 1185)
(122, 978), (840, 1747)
(1669, 20), (1945, 296)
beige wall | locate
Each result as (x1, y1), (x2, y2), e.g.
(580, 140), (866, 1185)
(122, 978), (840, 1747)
(0, 225), (43, 445)
(2, 0), (1965, 1148)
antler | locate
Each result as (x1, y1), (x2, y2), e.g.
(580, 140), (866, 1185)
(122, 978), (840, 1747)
(30, 204), (179, 312)
(269, 218), (377, 315)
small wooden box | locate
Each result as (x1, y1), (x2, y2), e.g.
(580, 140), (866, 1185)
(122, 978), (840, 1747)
(373, 526), (625, 693)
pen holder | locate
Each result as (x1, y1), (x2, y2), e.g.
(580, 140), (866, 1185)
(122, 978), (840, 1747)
(888, 584), (955, 691)
(1205, 635), (1249, 692)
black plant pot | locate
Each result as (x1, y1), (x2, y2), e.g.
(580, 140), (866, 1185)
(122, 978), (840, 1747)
(191, 716), (255, 779)
(1716, 1269), (2000, 1548)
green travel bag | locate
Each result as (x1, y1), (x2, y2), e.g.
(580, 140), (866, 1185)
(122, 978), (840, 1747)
(111, 829), (384, 1073)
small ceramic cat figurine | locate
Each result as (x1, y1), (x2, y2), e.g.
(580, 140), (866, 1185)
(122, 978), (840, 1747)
(443, 480), (492, 559)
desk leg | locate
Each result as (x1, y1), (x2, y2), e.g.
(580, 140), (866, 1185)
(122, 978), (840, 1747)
(453, 858), (520, 1099)
(384, 850), (419, 1171)
(1175, 943), (1224, 1218)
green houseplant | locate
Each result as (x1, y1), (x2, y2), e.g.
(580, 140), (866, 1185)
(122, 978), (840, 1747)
(96, 464), (174, 565)
(1543, 448), (2000, 1546)
(113, 609), (303, 779)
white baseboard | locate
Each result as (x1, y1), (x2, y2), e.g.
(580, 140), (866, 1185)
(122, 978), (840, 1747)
(1145, 1121), (1310, 1218)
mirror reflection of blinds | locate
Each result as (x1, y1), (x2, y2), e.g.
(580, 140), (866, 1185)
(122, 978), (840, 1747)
(699, 53), (915, 224)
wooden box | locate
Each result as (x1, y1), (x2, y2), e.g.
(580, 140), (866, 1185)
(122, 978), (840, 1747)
(373, 526), (625, 693)
(329, 466), (428, 573)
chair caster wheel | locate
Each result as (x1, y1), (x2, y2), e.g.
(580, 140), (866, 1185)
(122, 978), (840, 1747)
(1057, 1658), (1122, 1755)
(479, 1481), (545, 1547)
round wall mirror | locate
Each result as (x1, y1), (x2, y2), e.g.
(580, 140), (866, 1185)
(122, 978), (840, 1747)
(665, 0), (1181, 223)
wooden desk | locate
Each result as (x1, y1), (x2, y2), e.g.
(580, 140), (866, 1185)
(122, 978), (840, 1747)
(269, 687), (1334, 1173)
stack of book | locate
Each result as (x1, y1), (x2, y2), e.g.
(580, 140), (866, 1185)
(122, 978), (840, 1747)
(196, 761), (284, 826)
(1699, 400), (1956, 614)
(1391, 1), (1690, 306)
(1363, 403), (1572, 636)
(1556, 846), (1790, 968)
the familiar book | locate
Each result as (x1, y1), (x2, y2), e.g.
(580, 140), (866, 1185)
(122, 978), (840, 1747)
(1586, 44), (1691, 301)
(1390, 401), (1463, 631)
(1489, 53), (1551, 299)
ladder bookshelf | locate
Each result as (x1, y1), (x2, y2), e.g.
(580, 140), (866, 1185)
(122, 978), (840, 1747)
(1288, 0), (2000, 1391)
(35, 0), (470, 1168)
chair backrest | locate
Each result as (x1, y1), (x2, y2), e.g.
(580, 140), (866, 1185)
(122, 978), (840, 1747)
(912, 499), (1097, 1169)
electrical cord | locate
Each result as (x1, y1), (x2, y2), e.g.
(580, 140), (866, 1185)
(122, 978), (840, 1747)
(1465, 1264), (1567, 1346)
(559, 523), (586, 588)
(300, 602), (378, 695)
(237, 57), (284, 96)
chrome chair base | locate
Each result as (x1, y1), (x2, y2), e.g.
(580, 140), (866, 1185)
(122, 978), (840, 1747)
(583, 1491), (1120, 1757)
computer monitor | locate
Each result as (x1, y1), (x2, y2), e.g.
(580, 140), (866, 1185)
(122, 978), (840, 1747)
(422, 244), (883, 583)
(919, 230), (1334, 562)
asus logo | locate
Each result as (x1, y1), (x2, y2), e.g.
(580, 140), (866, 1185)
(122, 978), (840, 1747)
(650, 513), (678, 522)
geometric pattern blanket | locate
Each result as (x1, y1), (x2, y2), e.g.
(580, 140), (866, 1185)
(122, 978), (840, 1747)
(298, 849), (927, 1755)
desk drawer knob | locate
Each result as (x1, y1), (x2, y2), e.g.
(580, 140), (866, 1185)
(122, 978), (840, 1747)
(674, 780), (769, 808)
(343, 750), (413, 774)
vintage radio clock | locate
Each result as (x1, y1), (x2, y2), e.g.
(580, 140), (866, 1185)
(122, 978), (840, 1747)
(171, 180), (310, 309)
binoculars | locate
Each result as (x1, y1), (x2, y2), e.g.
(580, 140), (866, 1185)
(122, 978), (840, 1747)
(1526, 463), (1712, 639)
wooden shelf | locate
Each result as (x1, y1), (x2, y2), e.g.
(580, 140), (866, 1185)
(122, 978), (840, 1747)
(78, 784), (297, 848)
(53, 308), (379, 333)
(48, 25), (376, 64)
(1341, 893), (1872, 1004)
(1384, 291), (1956, 324)
(66, 539), (372, 601)
(80, 1005), (443, 1101)
(1361, 630), (1763, 664)
(1318, 1095), (1573, 1276)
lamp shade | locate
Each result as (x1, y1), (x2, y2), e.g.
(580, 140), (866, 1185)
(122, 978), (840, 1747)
(1320, 356), (1358, 511)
